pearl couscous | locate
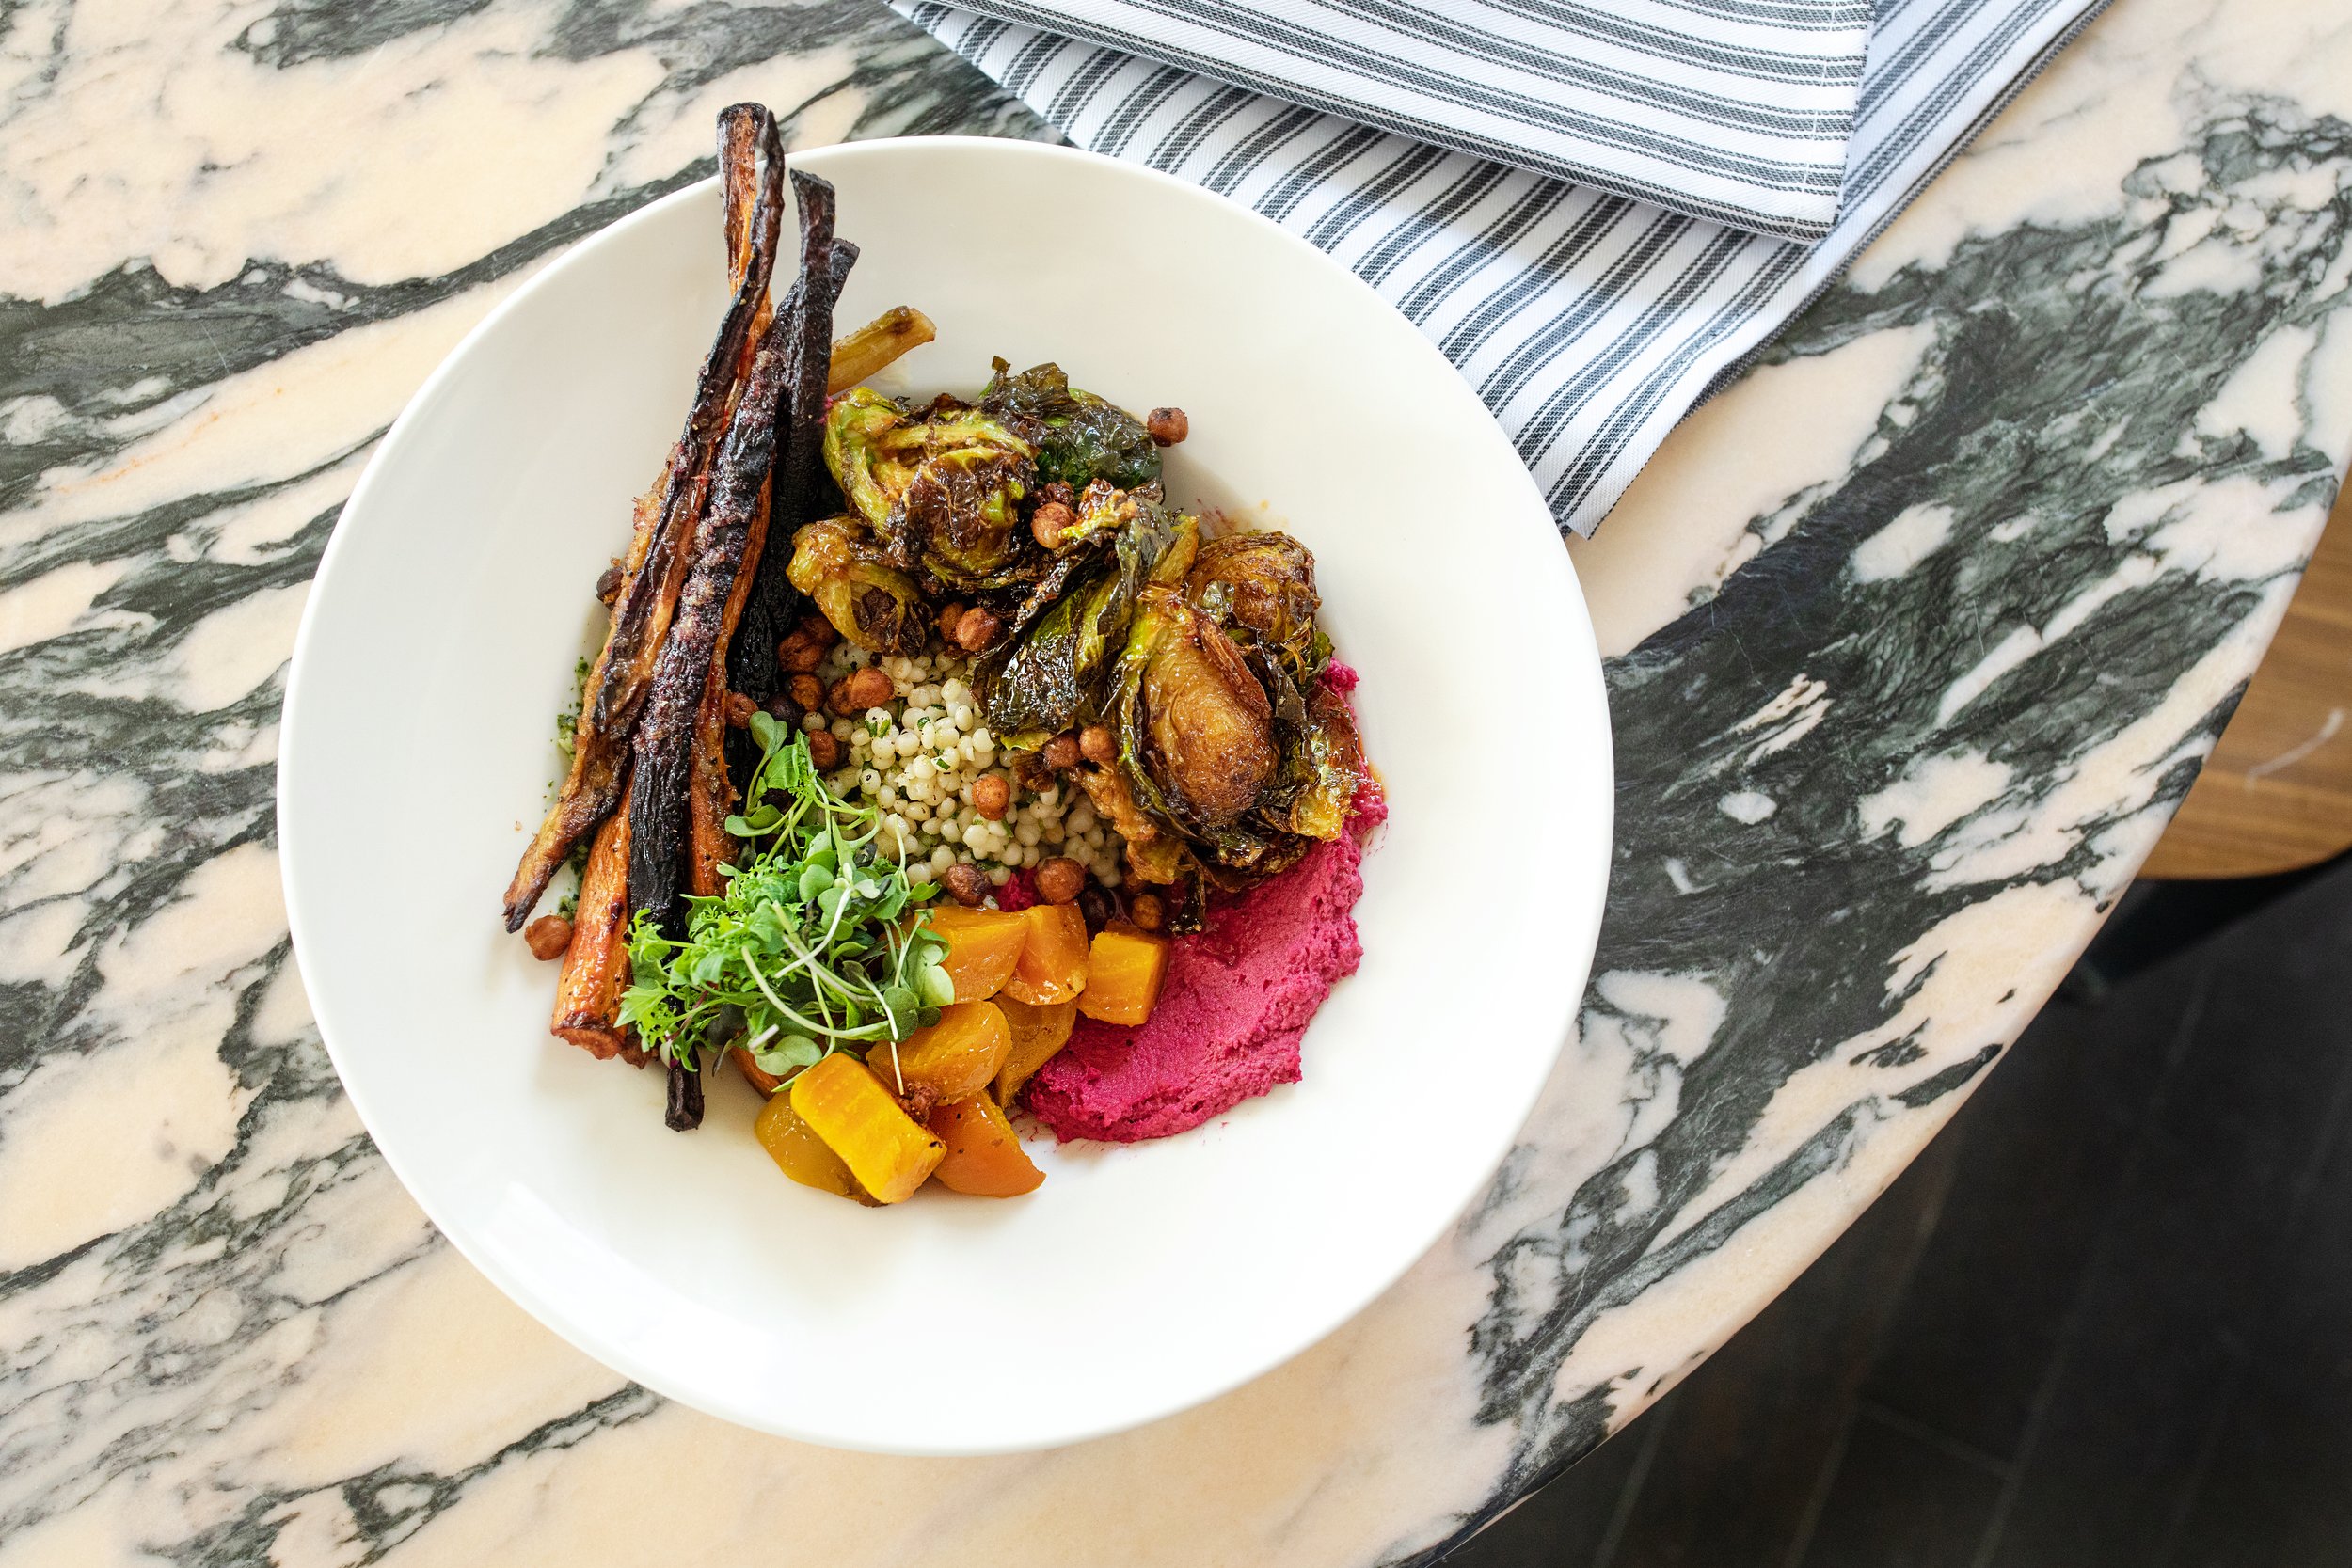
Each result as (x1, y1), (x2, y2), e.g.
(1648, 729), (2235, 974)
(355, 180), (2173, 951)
(805, 639), (1125, 893)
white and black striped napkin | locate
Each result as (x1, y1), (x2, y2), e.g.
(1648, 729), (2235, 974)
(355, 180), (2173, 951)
(898, 0), (1879, 241)
(899, 0), (2108, 535)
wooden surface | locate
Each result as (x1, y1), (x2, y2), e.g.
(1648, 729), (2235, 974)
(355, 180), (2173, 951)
(2143, 482), (2352, 879)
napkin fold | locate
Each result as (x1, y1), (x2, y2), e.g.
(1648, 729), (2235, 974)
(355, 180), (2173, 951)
(902, 0), (1877, 241)
(901, 0), (2111, 534)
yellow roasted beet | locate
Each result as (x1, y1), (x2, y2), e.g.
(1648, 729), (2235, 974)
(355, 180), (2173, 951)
(1001, 903), (1089, 1005)
(1075, 928), (1171, 1026)
(788, 1053), (943, 1203)
(923, 906), (1028, 1001)
(866, 1000), (1012, 1104)
(930, 1094), (1044, 1196)
(754, 1090), (874, 1202)
(993, 995), (1076, 1105)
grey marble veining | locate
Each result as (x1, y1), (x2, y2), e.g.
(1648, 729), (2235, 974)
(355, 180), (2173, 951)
(0, 0), (2347, 1564)
(1454, 93), (2352, 1540)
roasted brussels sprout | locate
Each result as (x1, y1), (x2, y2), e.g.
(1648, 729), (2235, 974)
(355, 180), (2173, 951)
(1186, 531), (1327, 687)
(822, 388), (1041, 590)
(823, 386), (914, 530)
(1270, 680), (1367, 841)
(981, 360), (1162, 491)
(1119, 586), (1279, 828)
(786, 516), (927, 655)
(896, 443), (1033, 587)
(973, 489), (1178, 743)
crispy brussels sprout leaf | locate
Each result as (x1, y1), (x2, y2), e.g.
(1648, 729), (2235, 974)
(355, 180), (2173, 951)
(897, 443), (1032, 588)
(977, 575), (1094, 742)
(1077, 766), (1189, 886)
(786, 516), (928, 655)
(823, 387), (913, 532)
(1187, 531), (1325, 687)
(1281, 682), (1367, 840)
(1112, 587), (1278, 832)
(974, 487), (1176, 742)
(982, 359), (1162, 491)
(823, 390), (1041, 587)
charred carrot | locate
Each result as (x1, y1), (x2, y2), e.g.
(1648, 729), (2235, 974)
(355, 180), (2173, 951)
(501, 104), (787, 929)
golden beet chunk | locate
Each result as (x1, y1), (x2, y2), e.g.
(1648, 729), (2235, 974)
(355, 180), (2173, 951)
(754, 1089), (872, 1203)
(1001, 903), (1089, 1006)
(993, 995), (1077, 1105)
(868, 1001), (1012, 1105)
(788, 1053), (943, 1204)
(930, 1094), (1044, 1196)
(925, 905), (1028, 1001)
(1074, 928), (1171, 1027)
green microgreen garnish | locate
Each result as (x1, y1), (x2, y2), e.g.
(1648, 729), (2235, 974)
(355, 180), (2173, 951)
(617, 711), (950, 1079)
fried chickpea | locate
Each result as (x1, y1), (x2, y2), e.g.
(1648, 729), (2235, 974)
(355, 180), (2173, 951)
(594, 563), (624, 604)
(787, 672), (825, 710)
(1041, 733), (1081, 772)
(1078, 723), (1116, 765)
(970, 774), (1012, 821)
(1034, 857), (1087, 905)
(523, 915), (573, 960)
(952, 606), (1002, 652)
(778, 632), (826, 673)
(795, 611), (839, 651)
(723, 691), (757, 728)
(829, 666), (893, 715)
(1127, 893), (1167, 932)
(805, 730), (843, 770)
(936, 600), (968, 641)
(1030, 500), (1077, 550)
(943, 863), (991, 907)
(1146, 407), (1188, 446)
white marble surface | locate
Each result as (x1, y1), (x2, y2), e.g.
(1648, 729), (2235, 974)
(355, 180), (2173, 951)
(2, 0), (2349, 1563)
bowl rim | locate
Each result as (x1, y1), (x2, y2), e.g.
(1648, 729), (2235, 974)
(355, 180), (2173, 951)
(278, 134), (1613, 1453)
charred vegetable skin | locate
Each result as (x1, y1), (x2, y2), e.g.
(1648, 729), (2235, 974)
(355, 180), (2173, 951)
(501, 104), (787, 930)
(725, 170), (851, 789)
(821, 387), (1040, 592)
(980, 359), (1162, 492)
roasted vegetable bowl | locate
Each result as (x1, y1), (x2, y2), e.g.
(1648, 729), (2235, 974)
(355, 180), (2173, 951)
(501, 103), (1379, 1206)
(279, 128), (1604, 1449)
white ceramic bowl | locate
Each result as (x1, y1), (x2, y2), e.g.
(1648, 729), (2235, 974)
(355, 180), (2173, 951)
(279, 137), (1612, 1454)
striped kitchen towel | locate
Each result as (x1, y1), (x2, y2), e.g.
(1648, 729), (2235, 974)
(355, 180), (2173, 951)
(895, 0), (1879, 242)
(898, 0), (2108, 535)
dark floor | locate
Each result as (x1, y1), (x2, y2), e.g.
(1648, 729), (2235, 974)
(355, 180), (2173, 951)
(1449, 855), (2352, 1568)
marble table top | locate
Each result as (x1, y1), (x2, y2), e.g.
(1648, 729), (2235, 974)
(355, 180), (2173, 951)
(4, 0), (2349, 1563)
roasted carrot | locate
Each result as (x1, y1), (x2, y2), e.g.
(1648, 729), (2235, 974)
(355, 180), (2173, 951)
(501, 104), (787, 929)
(686, 119), (789, 900)
(550, 802), (647, 1065)
(723, 170), (851, 768)
(689, 486), (770, 895)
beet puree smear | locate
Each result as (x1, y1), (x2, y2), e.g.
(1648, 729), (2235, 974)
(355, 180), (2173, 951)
(1025, 664), (1380, 1143)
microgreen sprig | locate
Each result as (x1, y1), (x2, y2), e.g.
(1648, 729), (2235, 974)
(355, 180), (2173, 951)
(617, 712), (951, 1080)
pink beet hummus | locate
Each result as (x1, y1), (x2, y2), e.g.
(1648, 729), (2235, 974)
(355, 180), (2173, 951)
(1025, 664), (1380, 1144)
